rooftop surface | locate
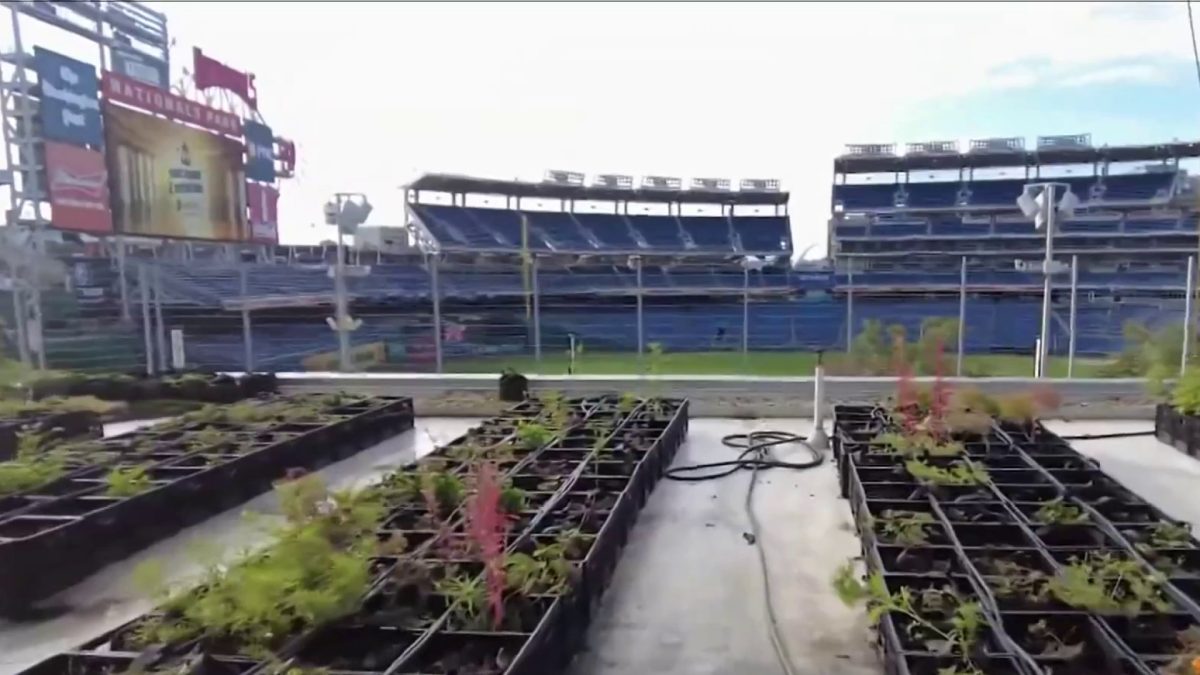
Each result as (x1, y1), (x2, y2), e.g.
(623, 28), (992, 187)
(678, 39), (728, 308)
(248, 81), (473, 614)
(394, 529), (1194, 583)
(0, 417), (1190, 675)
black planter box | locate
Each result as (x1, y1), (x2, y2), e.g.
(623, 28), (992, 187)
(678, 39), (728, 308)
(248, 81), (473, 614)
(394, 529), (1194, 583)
(0, 410), (102, 462)
(1155, 402), (1200, 458)
(0, 394), (413, 615)
(28, 372), (278, 404)
(18, 395), (689, 675)
(834, 405), (1200, 675)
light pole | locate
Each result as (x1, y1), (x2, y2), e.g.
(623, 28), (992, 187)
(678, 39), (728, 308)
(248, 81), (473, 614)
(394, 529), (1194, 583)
(324, 194), (372, 371)
(1017, 182), (1078, 378)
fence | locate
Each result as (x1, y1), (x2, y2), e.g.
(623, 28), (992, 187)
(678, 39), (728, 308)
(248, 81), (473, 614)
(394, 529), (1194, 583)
(6, 255), (1197, 379)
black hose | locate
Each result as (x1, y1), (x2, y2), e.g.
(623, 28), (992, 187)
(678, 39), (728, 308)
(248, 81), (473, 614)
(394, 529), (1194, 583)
(663, 430), (825, 675)
(1056, 430), (1155, 440)
(663, 431), (824, 482)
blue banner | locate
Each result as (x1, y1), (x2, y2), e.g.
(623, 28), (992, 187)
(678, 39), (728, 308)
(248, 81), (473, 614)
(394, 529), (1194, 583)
(34, 47), (103, 148)
(244, 119), (276, 183)
(111, 47), (169, 90)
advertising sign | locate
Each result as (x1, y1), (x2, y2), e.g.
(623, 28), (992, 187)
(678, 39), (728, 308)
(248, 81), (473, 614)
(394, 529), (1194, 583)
(193, 47), (257, 109)
(105, 103), (245, 240)
(102, 71), (242, 136)
(301, 342), (387, 371)
(43, 141), (112, 233)
(244, 120), (276, 182)
(246, 182), (279, 243)
(111, 47), (169, 90)
(34, 47), (103, 148)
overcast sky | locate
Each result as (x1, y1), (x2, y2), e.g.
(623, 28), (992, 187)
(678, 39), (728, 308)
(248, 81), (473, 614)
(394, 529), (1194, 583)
(9, 1), (1200, 254)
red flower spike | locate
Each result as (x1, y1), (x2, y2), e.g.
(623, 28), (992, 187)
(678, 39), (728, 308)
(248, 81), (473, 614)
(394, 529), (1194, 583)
(467, 462), (509, 629)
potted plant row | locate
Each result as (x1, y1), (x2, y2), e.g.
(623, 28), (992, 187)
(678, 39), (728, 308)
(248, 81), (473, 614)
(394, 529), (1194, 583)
(0, 392), (414, 615)
(833, 384), (1200, 675)
(21, 392), (689, 675)
(1156, 368), (1200, 457)
(24, 371), (278, 405)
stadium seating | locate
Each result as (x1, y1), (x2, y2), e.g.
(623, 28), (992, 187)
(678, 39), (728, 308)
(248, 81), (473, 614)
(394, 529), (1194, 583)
(573, 213), (641, 249)
(833, 184), (898, 210)
(733, 216), (791, 252)
(678, 217), (734, 250)
(1101, 173), (1175, 201)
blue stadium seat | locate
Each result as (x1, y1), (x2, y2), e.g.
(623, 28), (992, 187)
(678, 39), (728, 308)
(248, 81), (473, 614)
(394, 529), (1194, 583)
(833, 184), (898, 210)
(930, 220), (990, 236)
(632, 216), (686, 249)
(966, 179), (1026, 206)
(870, 222), (927, 238)
(678, 217), (733, 250)
(1102, 173), (1175, 201)
(415, 205), (505, 248)
(526, 212), (594, 250)
(574, 213), (640, 249)
(903, 182), (961, 208)
(733, 216), (791, 252)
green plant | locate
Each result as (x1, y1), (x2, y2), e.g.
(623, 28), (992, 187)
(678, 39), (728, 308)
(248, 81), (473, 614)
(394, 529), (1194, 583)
(424, 469), (465, 513)
(982, 559), (1050, 604)
(1046, 552), (1169, 615)
(504, 542), (571, 596)
(499, 483), (526, 514)
(617, 391), (639, 413)
(874, 510), (935, 547)
(516, 420), (553, 449)
(187, 426), (231, 452)
(1025, 619), (1084, 659)
(833, 562), (982, 663)
(905, 459), (989, 486)
(104, 464), (152, 497)
(130, 476), (383, 656)
(1175, 369), (1200, 415)
(1033, 499), (1088, 525)
(872, 431), (963, 458)
(0, 432), (66, 497)
(435, 573), (487, 628)
(1146, 522), (1194, 549)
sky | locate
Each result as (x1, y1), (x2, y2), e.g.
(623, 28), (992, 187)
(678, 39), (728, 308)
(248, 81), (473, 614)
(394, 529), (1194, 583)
(7, 1), (1200, 256)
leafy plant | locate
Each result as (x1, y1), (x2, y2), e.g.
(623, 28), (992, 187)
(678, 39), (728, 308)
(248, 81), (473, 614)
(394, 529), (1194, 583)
(1026, 619), (1084, 659)
(435, 573), (488, 629)
(1174, 369), (1200, 415)
(504, 542), (571, 596)
(1146, 522), (1194, 549)
(833, 562), (982, 663)
(982, 559), (1050, 604)
(1034, 499), (1088, 525)
(0, 432), (66, 497)
(130, 476), (383, 656)
(1046, 552), (1170, 615)
(499, 483), (526, 514)
(617, 391), (639, 413)
(104, 464), (152, 497)
(874, 510), (936, 547)
(873, 431), (963, 458)
(905, 459), (989, 486)
(516, 421), (553, 450)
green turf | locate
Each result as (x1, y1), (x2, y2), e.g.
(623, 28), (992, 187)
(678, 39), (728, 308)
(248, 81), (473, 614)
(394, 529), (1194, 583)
(441, 351), (1114, 378)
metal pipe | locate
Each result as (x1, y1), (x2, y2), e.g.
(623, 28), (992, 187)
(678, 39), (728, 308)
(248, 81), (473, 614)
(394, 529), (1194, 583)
(1038, 184), (1056, 378)
(531, 255), (542, 367)
(334, 215), (351, 371)
(139, 265), (154, 375)
(742, 263), (750, 355)
(241, 266), (253, 372)
(635, 257), (644, 370)
(1068, 254), (1079, 378)
(431, 255), (443, 373)
(11, 286), (28, 365)
(153, 263), (168, 371)
(1184, 255), (1196, 375)
(845, 266), (854, 353)
(116, 237), (131, 321)
(956, 255), (966, 376)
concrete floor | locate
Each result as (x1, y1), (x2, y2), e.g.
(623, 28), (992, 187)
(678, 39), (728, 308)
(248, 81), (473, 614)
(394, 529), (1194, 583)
(0, 418), (478, 675)
(0, 416), (1191, 675)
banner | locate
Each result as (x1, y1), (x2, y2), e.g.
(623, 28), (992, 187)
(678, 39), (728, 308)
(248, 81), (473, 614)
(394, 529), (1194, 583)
(246, 182), (279, 243)
(244, 120), (276, 182)
(34, 47), (103, 148)
(43, 141), (112, 233)
(111, 47), (169, 90)
(105, 103), (246, 240)
(103, 71), (242, 136)
(193, 47), (257, 109)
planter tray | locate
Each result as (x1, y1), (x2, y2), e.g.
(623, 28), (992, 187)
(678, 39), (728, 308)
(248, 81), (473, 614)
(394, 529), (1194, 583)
(0, 394), (414, 615)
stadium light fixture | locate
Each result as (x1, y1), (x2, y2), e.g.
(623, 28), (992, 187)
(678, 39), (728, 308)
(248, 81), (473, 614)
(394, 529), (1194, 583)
(1016, 182), (1075, 378)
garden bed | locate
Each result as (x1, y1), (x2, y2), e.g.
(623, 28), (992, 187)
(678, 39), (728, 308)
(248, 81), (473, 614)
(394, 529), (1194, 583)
(0, 392), (414, 615)
(26, 371), (277, 404)
(1155, 403), (1200, 458)
(834, 400), (1200, 675)
(19, 393), (688, 675)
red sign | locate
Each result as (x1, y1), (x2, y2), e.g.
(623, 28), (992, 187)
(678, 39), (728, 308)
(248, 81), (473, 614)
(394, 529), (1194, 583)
(43, 141), (113, 233)
(193, 47), (257, 110)
(102, 71), (242, 136)
(247, 182), (279, 243)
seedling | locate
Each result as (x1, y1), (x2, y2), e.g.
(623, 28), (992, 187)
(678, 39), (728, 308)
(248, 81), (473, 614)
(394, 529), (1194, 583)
(874, 510), (936, 547)
(617, 391), (639, 413)
(1026, 619), (1084, 659)
(873, 431), (963, 458)
(1046, 552), (1170, 615)
(516, 421), (553, 450)
(104, 464), (152, 497)
(436, 573), (488, 629)
(905, 459), (989, 487)
(833, 562), (982, 662)
(1147, 522), (1194, 549)
(504, 542), (571, 596)
(1034, 499), (1088, 525)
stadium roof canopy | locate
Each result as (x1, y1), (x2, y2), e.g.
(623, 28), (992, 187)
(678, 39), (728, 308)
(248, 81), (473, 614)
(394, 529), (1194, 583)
(834, 140), (1200, 174)
(406, 173), (790, 205)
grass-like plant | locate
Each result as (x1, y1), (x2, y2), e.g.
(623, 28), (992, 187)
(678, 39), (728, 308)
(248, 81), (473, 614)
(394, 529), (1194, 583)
(1046, 552), (1170, 615)
(874, 510), (936, 547)
(873, 431), (963, 458)
(516, 420), (553, 449)
(104, 464), (152, 497)
(905, 459), (989, 486)
(1033, 498), (1088, 525)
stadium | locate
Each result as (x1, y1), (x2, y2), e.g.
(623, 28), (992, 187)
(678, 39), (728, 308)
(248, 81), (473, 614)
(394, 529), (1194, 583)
(34, 134), (1200, 377)
(8, 3), (1200, 675)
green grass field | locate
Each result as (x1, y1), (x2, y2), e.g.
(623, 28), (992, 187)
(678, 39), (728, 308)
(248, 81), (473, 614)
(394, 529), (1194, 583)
(441, 351), (1115, 378)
